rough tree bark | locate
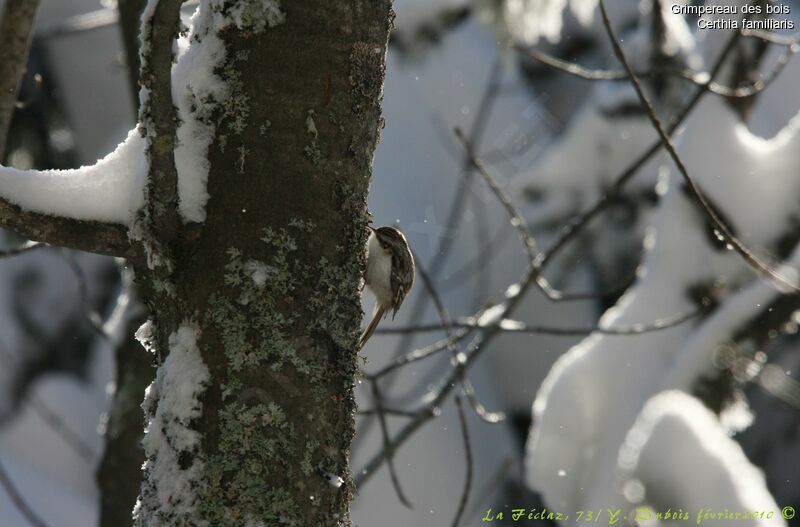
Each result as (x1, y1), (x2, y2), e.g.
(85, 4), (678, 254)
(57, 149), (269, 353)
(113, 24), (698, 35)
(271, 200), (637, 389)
(0, 0), (393, 524)
(0, 0), (40, 156)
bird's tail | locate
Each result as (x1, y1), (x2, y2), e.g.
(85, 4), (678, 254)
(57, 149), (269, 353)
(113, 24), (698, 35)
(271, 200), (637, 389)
(358, 305), (387, 350)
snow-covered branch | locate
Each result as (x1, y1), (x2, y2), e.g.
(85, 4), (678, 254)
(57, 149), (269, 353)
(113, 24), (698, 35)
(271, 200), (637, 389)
(0, 130), (142, 257)
(137, 0), (184, 247)
(0, 0), (135, 257)
(0, 0), (217, 261)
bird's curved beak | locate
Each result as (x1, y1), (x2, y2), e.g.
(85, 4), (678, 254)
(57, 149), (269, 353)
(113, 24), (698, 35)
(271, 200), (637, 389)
(367, 225), (376, 232)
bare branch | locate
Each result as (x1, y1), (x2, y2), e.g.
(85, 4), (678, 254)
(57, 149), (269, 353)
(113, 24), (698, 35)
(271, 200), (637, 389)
(450, 395), (473, 527)
(454, 129), (538, 263)
(353, 60), (506, 455)
(0, 240), (45, 257)
(416, 260), (505, 423)
(383, 58), (504, 366)
(27, 394), (96, 462)
(0, 0), (41, 154)
(59, 249), (109, 338)
(517, 45), (630, 80)
(454, 128), (619, 302)
(514, 38), (797, 99)
(370, 379), (413, 508)
(376, 307), (700, 336)
(0, 459), (48, 527)
(535, 15), (753, 275)
(742, 28), (800, 47)
(0, 1), (132, 256)
(357, 407), (419, 418)
(0, 333), (96, 462)
(364, 328), (473, 380)
(0, 205), (131, 257)
(138, 0), (185, 243)
(599, 0), (799, 293)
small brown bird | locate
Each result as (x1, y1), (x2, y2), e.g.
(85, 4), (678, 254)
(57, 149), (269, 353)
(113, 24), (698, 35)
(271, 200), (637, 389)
(359, 225), (415, 349)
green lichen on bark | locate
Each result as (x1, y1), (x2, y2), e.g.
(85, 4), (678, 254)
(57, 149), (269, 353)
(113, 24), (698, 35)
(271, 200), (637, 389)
(195, 216), (365, 525)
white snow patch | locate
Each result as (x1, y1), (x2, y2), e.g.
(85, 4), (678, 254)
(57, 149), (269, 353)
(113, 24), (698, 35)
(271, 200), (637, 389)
(476, 304), (505, 327)
(135, 319), (158, 354)
(0, 129), (145, 224)
(619, 391), (783, 525)
(244, 259), (270, 287)
(504, 0), (571, 44)
(306, 110), (318, 138)
(525, 97), (800, 512)
(392, 0), (471, 35)
(229, 0), (285, 32)
(171, 2), (229, 223)
(136, 323), (210, 524)
(328, 473), (344, 488)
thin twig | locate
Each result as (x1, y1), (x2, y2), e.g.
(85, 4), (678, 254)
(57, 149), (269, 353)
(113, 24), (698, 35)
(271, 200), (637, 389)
(416, 260), (504, 423)
(454, 129), (538, 263)
(515, 38), (797, 99)
(535, 13), (753, 274)
(450, 395), (473, 527)
(27, 395), (96, 462)
(0, 336), (96, 463)
(363, 327), (473, 380)
(0, 241), (46, 257)
(0, 459), (48, 527)
(357, 407), (419, 418)
(463, 458), (514, 520)
(741, 28), (800, 47)
(375, 307), (700, 336)
(59, 250), (109, 339)
(455, 128), (630, 302)
(599, 0), (799, 293)
(454, 128), (570, 301)
(370, 379), (413, 508)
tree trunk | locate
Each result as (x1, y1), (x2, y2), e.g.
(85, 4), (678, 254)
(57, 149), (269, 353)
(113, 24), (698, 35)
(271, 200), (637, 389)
(131, 1), (393, 525)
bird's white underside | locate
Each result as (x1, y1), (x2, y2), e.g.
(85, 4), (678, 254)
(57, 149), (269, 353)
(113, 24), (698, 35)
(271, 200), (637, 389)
(365, 230), (394, 311)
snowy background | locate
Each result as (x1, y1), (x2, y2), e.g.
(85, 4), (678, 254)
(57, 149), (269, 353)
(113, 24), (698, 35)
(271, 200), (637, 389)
(0, 0), (799, 525)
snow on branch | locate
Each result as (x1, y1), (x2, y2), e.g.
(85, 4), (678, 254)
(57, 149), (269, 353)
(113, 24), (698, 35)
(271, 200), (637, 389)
(0, 130), (143, 256)
(0, 131), (145, 226)
(504, 0), (606, 44)
(619, 391), (783, 524)
(0, 0), (241, 257)
(525, 48), (800, 522)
